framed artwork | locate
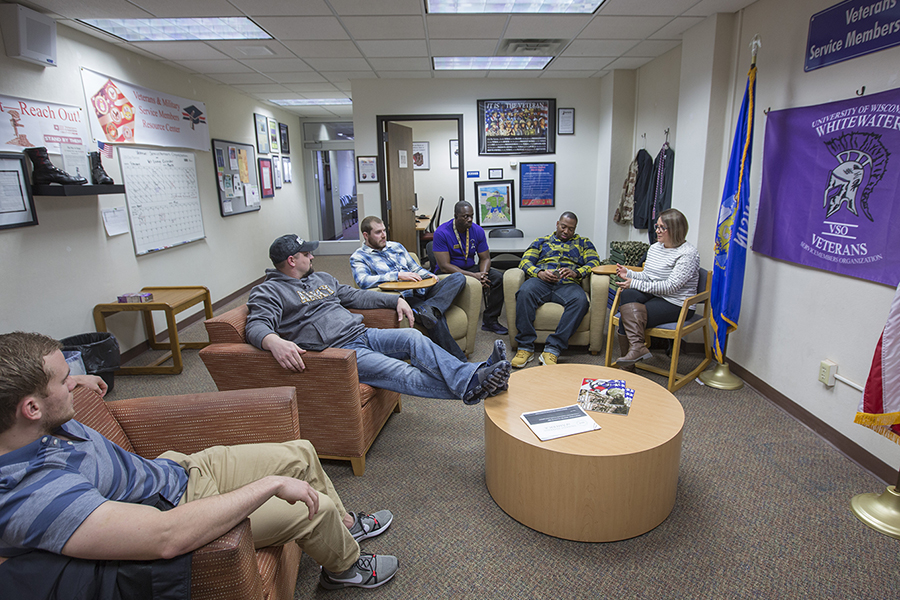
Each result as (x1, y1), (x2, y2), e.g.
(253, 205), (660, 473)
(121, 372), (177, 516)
(272, 155), (283, 189)
(258, 157), (274, 198)
(558, 108), (575, 135)
(279, 123), (290, 154)
(477, 98), (556, 156)
(488, 168), (503, 179)
(357, 155), (378, 183)
(267, 117), (280, 154)
(412, 141), (430, 169)
(282, 156), (292, 183)
(474, 179), (515, 229)
(0, 152), (38, 230)
(519, 162), (556, 207)
(449, 139), (459, 169)
(253, 113), (269, 154)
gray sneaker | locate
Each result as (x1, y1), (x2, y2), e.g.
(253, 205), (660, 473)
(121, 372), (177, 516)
(348, 510), (393, 542)
(320, 553), (399, 590)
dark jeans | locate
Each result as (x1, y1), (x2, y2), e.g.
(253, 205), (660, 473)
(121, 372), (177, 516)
(405, 272), (467, 360)
(514, 278), (588, 354)
(616, 289), (693, 334)
(481, 268), (504, 325)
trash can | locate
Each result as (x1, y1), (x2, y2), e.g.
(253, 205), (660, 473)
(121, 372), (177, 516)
(60, 332), (120, 393)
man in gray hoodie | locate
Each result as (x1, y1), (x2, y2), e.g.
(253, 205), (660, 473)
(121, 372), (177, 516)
(245, 235), (510, 405)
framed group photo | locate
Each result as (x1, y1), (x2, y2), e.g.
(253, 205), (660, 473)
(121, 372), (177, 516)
(477, 98), (556, 156)
(474, 179), (515, 229)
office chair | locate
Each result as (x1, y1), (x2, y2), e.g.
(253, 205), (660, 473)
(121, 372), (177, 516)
(488, 227), (525, 270)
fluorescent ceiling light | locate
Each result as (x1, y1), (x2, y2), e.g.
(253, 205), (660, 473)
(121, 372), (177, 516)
(78, 17), (271, 42)
(434, 56), (552, 70)
(269, 99), (353, 106)
(426, 0), (605, 13)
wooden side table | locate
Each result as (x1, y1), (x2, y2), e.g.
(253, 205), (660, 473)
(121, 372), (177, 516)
(93, 286), (213, 375)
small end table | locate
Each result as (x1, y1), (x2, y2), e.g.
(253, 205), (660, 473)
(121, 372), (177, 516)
(93, 286), (213, 375)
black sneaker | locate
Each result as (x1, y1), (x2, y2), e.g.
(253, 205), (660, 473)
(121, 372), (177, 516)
(320, 553), (399, 590)
(481, 320), (509, 335)
(348, 510), (393, 542)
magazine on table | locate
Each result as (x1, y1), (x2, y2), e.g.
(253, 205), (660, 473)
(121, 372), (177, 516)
(576, 378), (635, 416)
(520, 404), (600, 442)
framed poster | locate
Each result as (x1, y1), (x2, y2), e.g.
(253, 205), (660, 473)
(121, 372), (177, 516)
(258, 157), (274, 198)
(282, 156), (292, 182)
(558, 108), (575, 135)
(357, 155), (378, 183)
(412, 141), (430, 169)
(279, 123), (290, 154)
(449, 139), (459, 169)
(253, 113), (269, 154)
(488, 168), (503, 180)
(477, 98), (556, 156)
(474, 179), (515, 229)
(519, 162), (556, 207)
(0, 152), (37, 230)
(267, 117), (280, 154)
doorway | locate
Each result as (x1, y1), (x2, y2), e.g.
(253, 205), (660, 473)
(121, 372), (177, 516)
(302, 122), (357, 248)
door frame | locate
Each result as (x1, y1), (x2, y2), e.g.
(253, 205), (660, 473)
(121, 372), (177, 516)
(375, 113), (465, 236)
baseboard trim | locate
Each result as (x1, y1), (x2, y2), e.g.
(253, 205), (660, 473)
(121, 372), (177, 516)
(119, 277), (264, 364)
(729, 360), (895, 485)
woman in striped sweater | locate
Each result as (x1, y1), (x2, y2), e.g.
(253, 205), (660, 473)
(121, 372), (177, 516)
(614, 208), (700, 367)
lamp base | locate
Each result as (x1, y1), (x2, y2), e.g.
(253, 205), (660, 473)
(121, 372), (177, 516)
(851, 486), (900, 540)
(698, 362), (744, 390)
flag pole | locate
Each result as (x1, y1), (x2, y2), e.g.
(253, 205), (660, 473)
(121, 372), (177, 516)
(850, 466), (900, 539)
(699, 35), (761, 391)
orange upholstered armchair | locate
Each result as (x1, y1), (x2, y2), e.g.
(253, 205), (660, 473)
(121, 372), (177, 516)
(71, 384), (304, 600)
(200, 305), (402, 476)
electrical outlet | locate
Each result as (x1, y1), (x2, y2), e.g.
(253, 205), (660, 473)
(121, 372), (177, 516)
(819, 359), (837, 386)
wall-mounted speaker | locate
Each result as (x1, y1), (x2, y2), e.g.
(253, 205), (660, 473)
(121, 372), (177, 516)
(0, 4), (57, 67)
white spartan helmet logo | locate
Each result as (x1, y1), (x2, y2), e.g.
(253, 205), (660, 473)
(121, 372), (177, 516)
(823, 132), (888, 222)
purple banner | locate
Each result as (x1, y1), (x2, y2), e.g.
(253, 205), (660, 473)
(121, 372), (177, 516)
(754, 87), (900, 287)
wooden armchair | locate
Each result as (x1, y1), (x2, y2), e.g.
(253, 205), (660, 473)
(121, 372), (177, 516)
(72, 385), (304, 600)
(200, 305), (402, 475)
(502, 269), (609, 354)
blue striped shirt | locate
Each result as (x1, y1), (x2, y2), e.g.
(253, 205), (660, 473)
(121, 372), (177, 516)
(350, 242), (433, 290)
(0, 420), (188, 557)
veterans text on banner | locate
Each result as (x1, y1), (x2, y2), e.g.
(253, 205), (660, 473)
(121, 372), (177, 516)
(710, 62), (757, 364)
(80, 68), (210, 152)
(753, 87), (900, 287)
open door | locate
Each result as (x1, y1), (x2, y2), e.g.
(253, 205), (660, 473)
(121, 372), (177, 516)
(385, 122), (418, 253)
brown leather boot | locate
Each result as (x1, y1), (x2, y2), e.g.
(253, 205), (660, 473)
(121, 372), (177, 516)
(618, 303), (652, 365)
(24, 147), (87, 185)
(617, 334), (636, 372)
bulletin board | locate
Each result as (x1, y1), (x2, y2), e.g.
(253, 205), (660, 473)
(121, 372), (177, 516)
(118, 147), (206, 256)
(211, 138), (261, 217)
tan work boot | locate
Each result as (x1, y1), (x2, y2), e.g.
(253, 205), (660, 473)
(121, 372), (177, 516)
(618, 303), (652, 365)
(539, 352), (558, 366)
(511, 349), (534, 368)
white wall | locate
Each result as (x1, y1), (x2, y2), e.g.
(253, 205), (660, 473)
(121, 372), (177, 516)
(352, 78), (604, 242)
(0, 25), (310, 351)
(396, 119), (459, 221)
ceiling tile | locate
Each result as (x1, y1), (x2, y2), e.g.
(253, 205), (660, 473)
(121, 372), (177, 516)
(489, 70), (542, 78)
(304, 58), (372, 71)
(597, 0), (698, 16)
(562, 39), (638, 57)
(430, 39), (499, 56)
(283, 83), (342, 92)
(504, 15), (593, 39)
(173, 59), (254, 73)
(433, 71), (487, 78)
(253, 16), (349, 40)
(604, 56), (653, 69)
(269, 72), (329, 84)
(549, 57), (614, 70)
(23, 0), (153, 19)
(329, 0), (422, 15)
(253, 91), (306, 99)
(129, 0), (242, 17)
(207, 72), (278, 84)
(374, 71), (434, 78)
(129, 41), (228, 60)
(281, 40), (363, 58)
(293, 92), (351, 99)
(624, 40), (681, 57)
(684, 0), (759, 16)
(581, 16), (671, 39)
(204, 40), (296, 59)
(357, 40), (429, 58)
(321, 71), (378, 82)
(539, 70), (599, 78)
(426, 15), (509, 39)
(368, 57), (432, 70)
(229, 0), (332, 16)
(341, 16), (426, 40)
(231, 83), (292, 93)
(240, 58), (313, 72)
(649, 17), (706, 40)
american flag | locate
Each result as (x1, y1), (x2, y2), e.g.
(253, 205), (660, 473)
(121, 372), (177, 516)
(97, 141), (113, 159)
(855, 283), (900, 445)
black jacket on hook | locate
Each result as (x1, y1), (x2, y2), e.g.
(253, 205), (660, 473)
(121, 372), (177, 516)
(630, 149), (655, 230)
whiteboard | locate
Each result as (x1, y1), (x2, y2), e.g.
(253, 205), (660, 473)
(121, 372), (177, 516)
(118, 147), (205, 256)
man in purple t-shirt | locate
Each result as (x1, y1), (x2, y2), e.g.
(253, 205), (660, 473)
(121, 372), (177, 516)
(432, 201), (506, 334)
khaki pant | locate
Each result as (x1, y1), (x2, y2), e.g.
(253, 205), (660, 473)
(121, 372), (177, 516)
(160, 439), (359, 572)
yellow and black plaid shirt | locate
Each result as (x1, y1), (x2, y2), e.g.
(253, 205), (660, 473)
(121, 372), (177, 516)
(519, 233), (600, 285)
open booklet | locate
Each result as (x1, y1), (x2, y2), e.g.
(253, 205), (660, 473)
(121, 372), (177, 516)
(576, 378), (635, 416)
(520, 404), (601, 442)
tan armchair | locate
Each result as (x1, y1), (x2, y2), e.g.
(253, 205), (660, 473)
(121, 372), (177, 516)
(72, 384), (304, 600)
(200, 306), (402, 476)
(503, 269), (609, 354)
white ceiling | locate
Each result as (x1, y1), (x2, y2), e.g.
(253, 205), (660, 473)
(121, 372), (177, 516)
(9, 0), (758, 118)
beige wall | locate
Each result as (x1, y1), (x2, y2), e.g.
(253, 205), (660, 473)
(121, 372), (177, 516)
(0, 25), (310, 350)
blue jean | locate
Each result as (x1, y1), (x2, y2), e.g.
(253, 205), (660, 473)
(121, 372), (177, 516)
(405, 272), (467, 360)
(514, 278), (589, 355)
(340, 328), (478, 399)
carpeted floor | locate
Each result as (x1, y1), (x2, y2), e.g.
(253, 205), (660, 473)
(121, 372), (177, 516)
(106, 255), (899, 600)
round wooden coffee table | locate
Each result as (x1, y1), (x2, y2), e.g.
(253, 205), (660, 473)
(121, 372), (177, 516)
(484, 364), (684, 542)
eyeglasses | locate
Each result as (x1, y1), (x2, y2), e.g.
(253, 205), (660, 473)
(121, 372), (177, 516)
(654, 224), (668, 232)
